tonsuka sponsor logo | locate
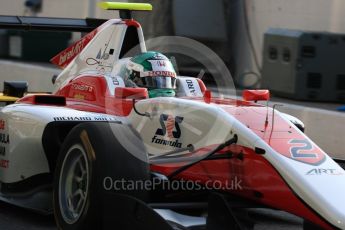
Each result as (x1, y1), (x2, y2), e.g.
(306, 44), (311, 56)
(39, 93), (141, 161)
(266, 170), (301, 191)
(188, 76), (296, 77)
(72, 83), (93, 92)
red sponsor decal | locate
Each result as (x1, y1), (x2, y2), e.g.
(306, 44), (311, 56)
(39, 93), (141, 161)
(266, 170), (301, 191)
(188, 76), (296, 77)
(147, 71), (176, 77)
(0, 159), (9, 168)
(158, 61), (166, 67)
(166, 115), (175, 138)
(0, 120), (5, 130)
(154, 114), (183, 139)
(50, 29), (98, 68)
(70, 83), (96, 101)
(72, 83), (93, 93)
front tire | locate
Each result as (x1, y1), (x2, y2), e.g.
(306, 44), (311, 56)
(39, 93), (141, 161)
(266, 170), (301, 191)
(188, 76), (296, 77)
(57, 143), (90, 226)
(53, 122), (149, 230)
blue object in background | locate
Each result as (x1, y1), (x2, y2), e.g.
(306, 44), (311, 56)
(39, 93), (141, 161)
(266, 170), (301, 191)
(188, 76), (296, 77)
(337, 105), (345, 111)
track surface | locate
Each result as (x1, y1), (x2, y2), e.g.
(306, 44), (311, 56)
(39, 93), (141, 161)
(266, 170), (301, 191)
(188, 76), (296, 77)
(0, 199), (304, 230)
(0, 201), (55, 230)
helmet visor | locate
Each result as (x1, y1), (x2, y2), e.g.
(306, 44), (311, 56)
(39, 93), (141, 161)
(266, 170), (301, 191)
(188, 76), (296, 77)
(143, 76), (176, 89)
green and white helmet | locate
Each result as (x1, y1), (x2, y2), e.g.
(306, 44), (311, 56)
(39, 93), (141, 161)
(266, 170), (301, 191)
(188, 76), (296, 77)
(126, 51), (177, 98)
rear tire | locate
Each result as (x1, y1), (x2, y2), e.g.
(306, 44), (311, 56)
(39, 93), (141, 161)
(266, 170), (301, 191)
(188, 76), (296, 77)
(53, 122), (149, 230)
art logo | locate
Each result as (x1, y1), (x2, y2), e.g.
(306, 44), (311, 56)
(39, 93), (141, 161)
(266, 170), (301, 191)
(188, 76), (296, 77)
(306, 168), (343, 176)
(152, 114), (184, 148)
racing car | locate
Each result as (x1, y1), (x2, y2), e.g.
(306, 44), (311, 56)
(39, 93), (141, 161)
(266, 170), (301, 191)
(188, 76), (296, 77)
(0, 2), (344, 230)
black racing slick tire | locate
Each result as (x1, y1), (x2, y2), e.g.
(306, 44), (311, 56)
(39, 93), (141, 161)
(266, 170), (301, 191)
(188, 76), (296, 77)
(53, 122), (150, 230)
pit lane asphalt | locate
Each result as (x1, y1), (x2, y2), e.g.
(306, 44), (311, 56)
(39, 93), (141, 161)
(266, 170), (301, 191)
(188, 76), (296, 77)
(0, 201), (55, 230)
(0, 199), (303, 230)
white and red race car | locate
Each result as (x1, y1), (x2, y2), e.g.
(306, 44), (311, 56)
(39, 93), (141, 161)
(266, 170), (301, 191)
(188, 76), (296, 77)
(0, 2), (344, 230)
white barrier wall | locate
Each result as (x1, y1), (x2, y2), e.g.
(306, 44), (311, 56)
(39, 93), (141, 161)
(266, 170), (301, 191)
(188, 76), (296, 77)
(233, 0), (345, 86)
(278, 104), (345, 158)
(0, 60), (59, 93)
(0, 0), (120, 19)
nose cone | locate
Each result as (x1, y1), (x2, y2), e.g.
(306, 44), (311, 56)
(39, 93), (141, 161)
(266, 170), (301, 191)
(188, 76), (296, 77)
(260, 137), (345, 229)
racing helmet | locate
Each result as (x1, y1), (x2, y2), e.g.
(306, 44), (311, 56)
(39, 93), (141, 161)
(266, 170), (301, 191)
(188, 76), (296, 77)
(126, 51), (176, 98)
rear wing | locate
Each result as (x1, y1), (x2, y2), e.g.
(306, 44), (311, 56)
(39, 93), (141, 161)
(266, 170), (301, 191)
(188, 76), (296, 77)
(0, 1), (153, 32)
(0, 16), (107, 68)
(0, 2), (152, 69)
(0, 16), (106, 32)
(50, 2), (153, 68)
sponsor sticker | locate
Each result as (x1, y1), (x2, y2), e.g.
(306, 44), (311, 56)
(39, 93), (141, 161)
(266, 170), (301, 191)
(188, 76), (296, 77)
(53, 116), (118, 122)
(72, 83), (93, 93)
(151, 114), (184, 148)
(0, 159), (9, 168)
(142, 71), (176, 78)
(0, 146), (5, 156)
(73, 94), (85, 100)
(0, 120), (5, 130)
(148, 60), (175, 72)
(0, 133), (9, 144)
(186, 79), (196, 95)
(111, 77), (120, 86)
(306, 168), (343, 176)
(50, 29), (98, 68)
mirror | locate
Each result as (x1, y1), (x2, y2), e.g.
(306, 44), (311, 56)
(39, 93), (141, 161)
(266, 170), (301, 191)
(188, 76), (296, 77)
(115, 87), (148, 99)
(242, 89), (270, 101)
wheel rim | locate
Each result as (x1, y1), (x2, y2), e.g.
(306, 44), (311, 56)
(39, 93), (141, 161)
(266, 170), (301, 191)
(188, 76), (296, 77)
(59, 144), (89, 224)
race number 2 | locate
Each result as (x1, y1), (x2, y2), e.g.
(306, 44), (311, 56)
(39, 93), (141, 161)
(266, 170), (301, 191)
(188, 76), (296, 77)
(289, 139), (317, 158)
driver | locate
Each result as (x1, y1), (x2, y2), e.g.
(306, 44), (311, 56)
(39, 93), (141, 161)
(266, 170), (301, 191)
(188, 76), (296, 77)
(124, 51), (177, 98)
